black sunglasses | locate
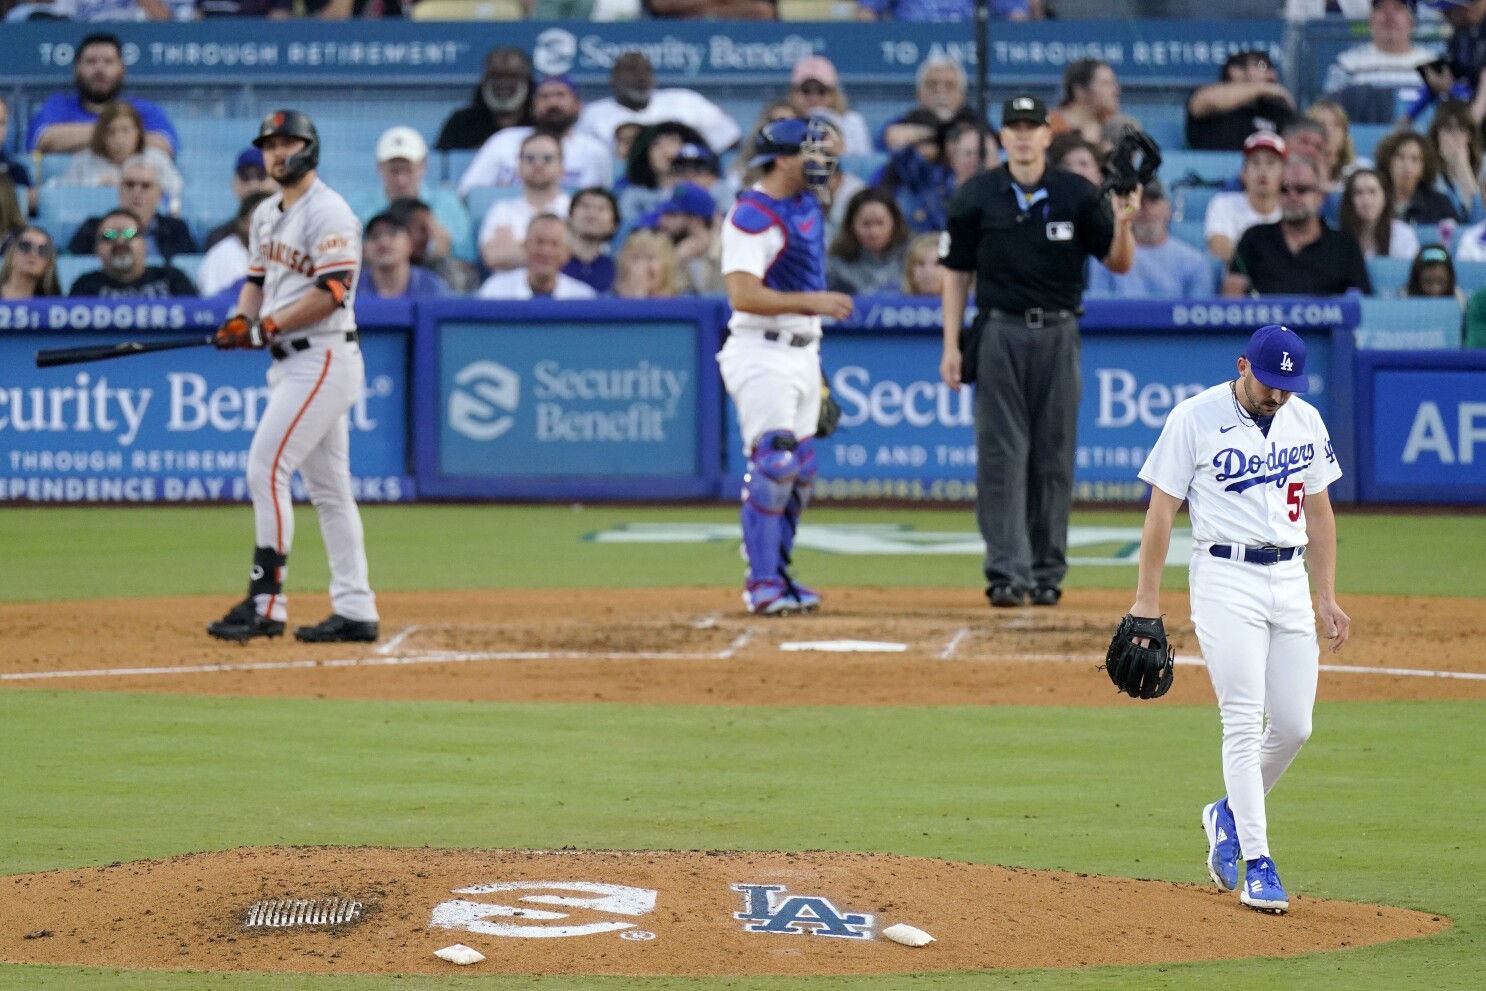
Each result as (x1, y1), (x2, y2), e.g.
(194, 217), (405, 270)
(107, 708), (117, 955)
(15, 239), (54, 258)
(1279, 183), (1317, 195)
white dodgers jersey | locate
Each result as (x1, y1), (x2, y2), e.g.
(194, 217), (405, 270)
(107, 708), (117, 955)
(1139, 382), (1342, 548)
(246, 179), (361, 339)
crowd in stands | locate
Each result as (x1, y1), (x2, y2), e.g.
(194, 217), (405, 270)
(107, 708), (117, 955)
(2, 12), (1486, 348)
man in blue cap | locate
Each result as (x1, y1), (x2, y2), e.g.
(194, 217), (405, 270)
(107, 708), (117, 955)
(718, 117), (853, 615)
(1122, 324), (1351, 915)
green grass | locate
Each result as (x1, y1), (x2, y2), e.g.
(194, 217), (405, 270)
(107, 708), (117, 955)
(0, 692), (1481, 990)
(0, 505), (1482, 602)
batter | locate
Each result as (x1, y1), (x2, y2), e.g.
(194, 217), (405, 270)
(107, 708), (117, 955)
(207, 110), (379, 644)
(718, 116), (853, 615)
(1127, 325), (1350, 913)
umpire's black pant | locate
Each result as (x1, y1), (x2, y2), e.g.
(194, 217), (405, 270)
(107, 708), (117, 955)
(973, 311), (1081, 592)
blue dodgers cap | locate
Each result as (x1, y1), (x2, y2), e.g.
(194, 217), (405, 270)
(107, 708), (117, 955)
(1244, 325), (1309, 392)
(535, 74), (578, 96)
(748, 117), (810, 168)
(660, 181), (716, 220)
(234, 147), (265, 175)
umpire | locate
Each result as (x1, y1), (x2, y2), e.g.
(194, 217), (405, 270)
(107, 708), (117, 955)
(939, 94), (1138, 608)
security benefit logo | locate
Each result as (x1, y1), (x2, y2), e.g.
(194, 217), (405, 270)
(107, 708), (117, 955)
(448, 361), (520, 442)
(429, 881), (657, 938)
(732, 884), (874, 939)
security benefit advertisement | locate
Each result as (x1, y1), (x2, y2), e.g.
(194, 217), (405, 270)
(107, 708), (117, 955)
(782, 327), (1334, 503)
(0, 322), (411, 503)
(426, 314), (718, 499)
(1361, 357), (1486, 503)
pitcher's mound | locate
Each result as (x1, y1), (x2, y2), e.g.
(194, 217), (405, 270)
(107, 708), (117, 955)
(0, 847), (1447, 976)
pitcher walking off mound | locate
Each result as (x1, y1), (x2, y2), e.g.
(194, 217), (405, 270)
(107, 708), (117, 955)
(1127, 325), (1350, 913)
(207, 110), (379, 644)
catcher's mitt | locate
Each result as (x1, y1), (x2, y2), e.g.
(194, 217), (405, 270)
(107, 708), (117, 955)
(817, 375), (842, 438)
(1100, 128), (1162, 198)
(1103, 614), (1175, 699)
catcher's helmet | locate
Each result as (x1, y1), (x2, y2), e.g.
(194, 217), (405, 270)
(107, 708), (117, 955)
(747, 115), (837, 201)
(253, 109), (320, 182)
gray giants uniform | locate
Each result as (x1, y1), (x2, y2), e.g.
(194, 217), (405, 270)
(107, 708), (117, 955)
(244, 180), (377, 624)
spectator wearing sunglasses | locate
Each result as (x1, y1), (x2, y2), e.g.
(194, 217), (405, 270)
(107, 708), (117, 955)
(1224, 156), (1372, 297)
(0, 226), (62, 300)
(1186, 49), (1296, 151)
(478, 130), (571, 272)
(69, 209), (198, 298)
(786, 56), (873, 156)
(66, 156), (198, 260)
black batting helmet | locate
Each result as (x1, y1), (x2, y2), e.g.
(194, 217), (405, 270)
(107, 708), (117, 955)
(253, 109), (320, 181)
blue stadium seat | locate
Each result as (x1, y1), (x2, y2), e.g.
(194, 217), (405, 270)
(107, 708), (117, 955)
(839, 152), (887, 182)
(1356, 297), (1462, 349)
(37, 154), (75, 183)
(170, 253), (204, 286)
(1169, 184), (1220, 224)
(1350, 124), (1392, 162)
(1368, 256), (1413, 297)
(1143, 118), (1185, 153)
(36, 185), (119, 246)
(1454, 260), (1486, 293)
(1169, 219), (1208, 252)
(1161, 150), (1241, 184)
(440, 149), (478, 187)
(54, 255), (96, 293)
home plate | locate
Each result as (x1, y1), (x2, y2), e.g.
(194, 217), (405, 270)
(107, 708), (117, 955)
(779, 640), (908, 652)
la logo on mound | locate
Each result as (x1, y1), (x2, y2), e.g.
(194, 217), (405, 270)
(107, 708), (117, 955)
(733, 884), (873, 939)
(449, 360), (519, 441)
(429, 881), (657, 938)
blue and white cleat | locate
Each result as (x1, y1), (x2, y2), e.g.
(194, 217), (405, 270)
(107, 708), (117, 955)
(1202, 797), (1241, 891)
(1240, 856), (1289, 914)
(781, 573), (821, 613)
(744, 578), (804, 616)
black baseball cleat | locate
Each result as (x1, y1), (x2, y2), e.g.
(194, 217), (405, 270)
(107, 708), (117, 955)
(294, 614), (379, 643)
(987, 584), (1025, 608)
(1030, 586), (1062, 607)
(207, 597), (285, 643)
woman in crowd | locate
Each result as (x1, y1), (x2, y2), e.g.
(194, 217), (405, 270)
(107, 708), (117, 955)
(1049, 59), (1124, 147)
(1404, 244), (1467, 308)
(901, 232), (945, 296)
(1338, 167), (1419, 259)
(0, 225), (62, 300)
(1376, 130), (1459, 225)
(1049, 133), (1104, 186)
(58, 101), (184, 208)
(826, 187), (911, 296)
(611, 229), (683, 299)
(0, 176), (25, 254)
(1427, 101), (1485, 225)
(615, 121), (709, 226)
(787, 55), (873, 155)
(1307, 98), (1369, 193)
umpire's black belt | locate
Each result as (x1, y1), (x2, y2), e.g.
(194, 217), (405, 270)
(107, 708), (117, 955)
(1208, 544), (1305, 566)
(762, 330), (812, 348)
(986, 307), (1078, 330)
(271, 330), (359, 361)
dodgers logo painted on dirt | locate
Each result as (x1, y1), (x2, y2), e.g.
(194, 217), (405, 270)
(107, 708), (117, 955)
(732, 884), (873, 939)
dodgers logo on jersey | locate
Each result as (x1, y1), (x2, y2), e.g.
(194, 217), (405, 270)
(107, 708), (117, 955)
(1213, 440), (1315, 493)
(732, 884), (873, 939)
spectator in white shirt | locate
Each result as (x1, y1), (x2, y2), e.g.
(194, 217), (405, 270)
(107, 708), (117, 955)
(351, 126), (474, 263)
(1324, 0), (1439, 124)
(458, 75), (612, 196)
(1205, 130), (1286, 264)
(577, 51), (741, 155)
(1337, 167), (1420, 259)
(478, 130), (572, 272)
(786, 55), (874, 156)
(196, 191), (269, 297)
(477, 213), (597, 300)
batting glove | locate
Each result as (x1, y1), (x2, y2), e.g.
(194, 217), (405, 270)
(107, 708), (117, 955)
(213, 315), (278, 350)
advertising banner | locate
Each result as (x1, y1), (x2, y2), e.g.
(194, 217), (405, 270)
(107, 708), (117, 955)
(726, 297), (1352, 503)
(0, 300), (412, 503)
(1356, 352), (1486, 503)
(413, 299), (722, 500)
(1, 20), (1283, 87)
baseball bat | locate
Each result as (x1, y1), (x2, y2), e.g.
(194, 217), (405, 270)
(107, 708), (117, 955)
(34, 335), (215, 369)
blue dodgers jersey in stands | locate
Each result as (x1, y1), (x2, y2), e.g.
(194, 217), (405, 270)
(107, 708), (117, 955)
(730, 189), (827, 293)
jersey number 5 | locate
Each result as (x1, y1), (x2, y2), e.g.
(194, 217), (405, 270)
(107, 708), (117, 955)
(1286, 482), (1305, 522)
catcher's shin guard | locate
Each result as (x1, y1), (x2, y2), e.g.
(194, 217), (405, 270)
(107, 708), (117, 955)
(741, 431), (800, 585)
(779, 436), (817, 572)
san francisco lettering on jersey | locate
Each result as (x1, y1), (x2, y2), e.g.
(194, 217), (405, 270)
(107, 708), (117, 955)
(263, 240), (315, 276)
(1213, 441), (1315, 492)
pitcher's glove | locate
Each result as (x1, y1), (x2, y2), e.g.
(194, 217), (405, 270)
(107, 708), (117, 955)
(214, 314), (278, 350)
(1100, 128), (1162, 198)
(1102, 614), (1175, 699)
(817, 375), (842, 438)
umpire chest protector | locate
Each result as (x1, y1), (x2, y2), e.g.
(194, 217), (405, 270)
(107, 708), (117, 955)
(942, 165), (1115, 314)
(731, 189), (828, 292)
